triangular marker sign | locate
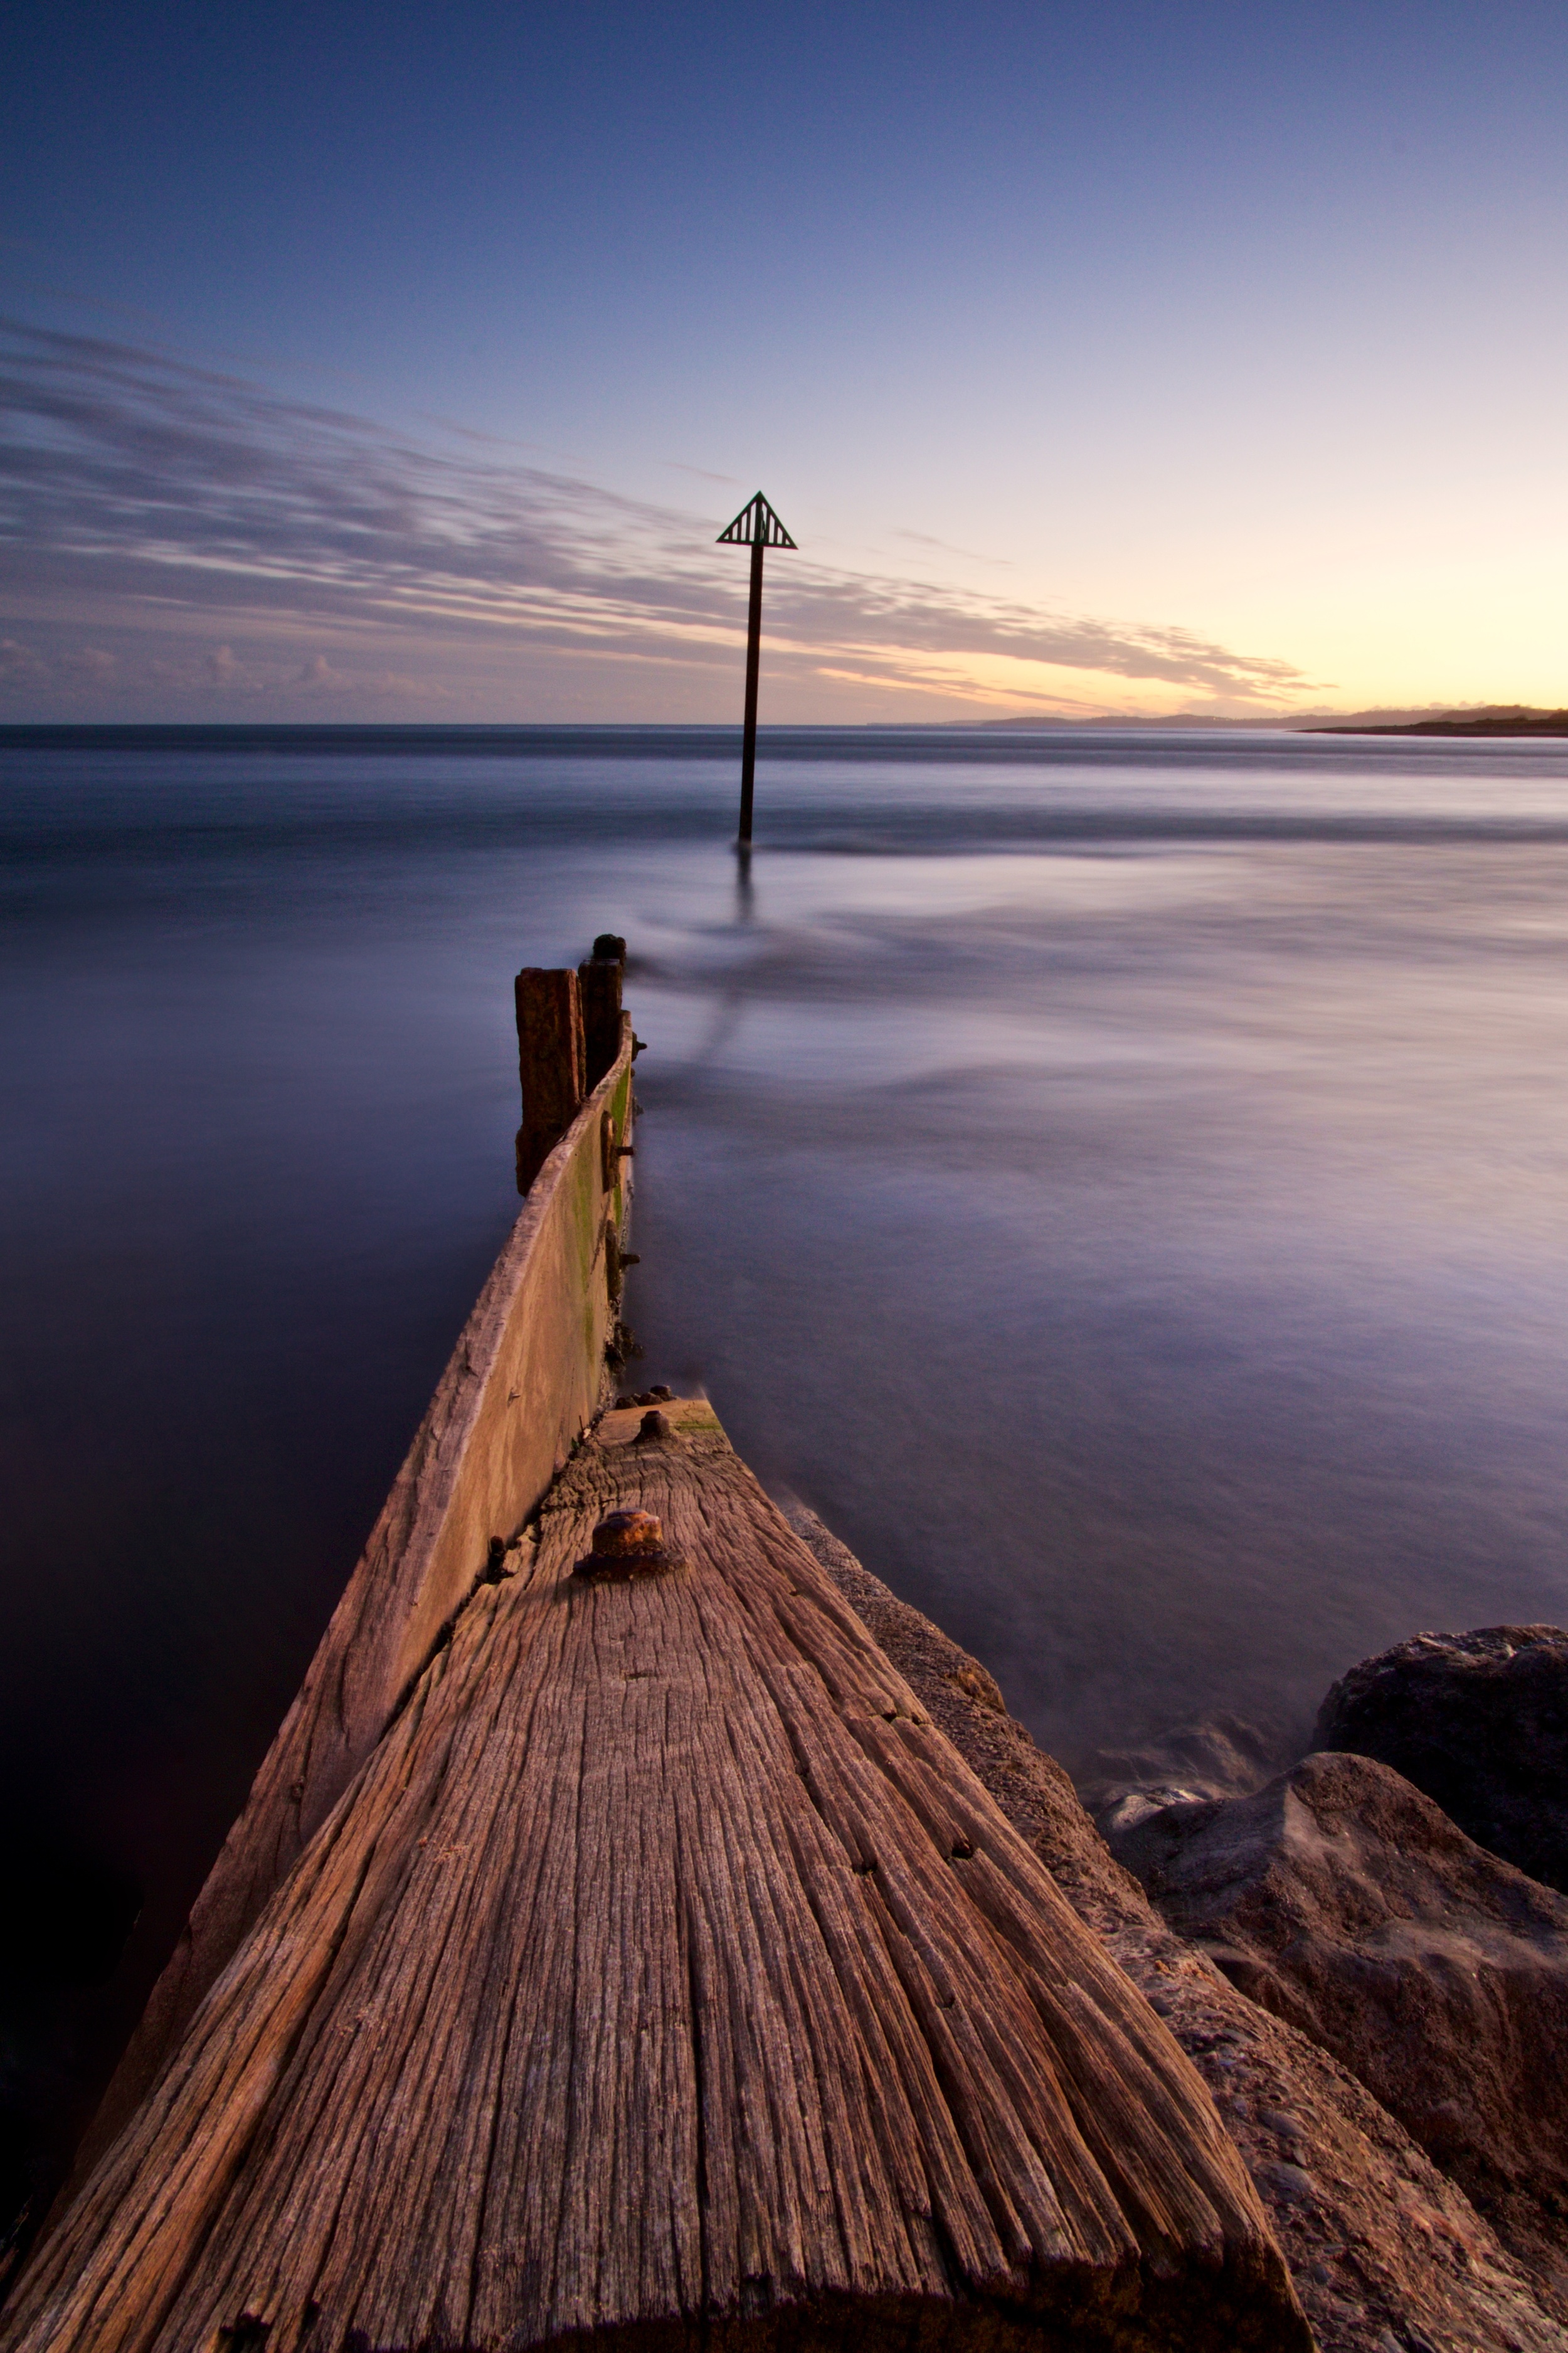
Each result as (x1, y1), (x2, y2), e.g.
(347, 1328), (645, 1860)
(716, 492), (798, 550)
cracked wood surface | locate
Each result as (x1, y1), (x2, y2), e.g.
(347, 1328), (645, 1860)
(4, 1405), (1307, 2353)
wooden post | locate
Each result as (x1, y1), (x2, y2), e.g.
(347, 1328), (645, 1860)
(578, 933), (626, 1091)
(514, 967), (585, 1192)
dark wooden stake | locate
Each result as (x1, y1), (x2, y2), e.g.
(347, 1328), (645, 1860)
(514, 967), (585, 1192)
(578, 935), (626, 1091)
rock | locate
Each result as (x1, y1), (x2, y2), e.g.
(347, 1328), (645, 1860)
(1078, 1711), (1288, 1836)
(1315, 1625), (1568, 1893)
(778, 1494), (1568, 2353)
(1110, 1750), (1568, 2315)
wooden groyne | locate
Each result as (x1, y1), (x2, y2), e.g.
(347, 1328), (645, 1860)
(2, 944), (1308, 2353)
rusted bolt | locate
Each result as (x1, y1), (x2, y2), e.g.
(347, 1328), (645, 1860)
(615, 1144), (635, 1158)
(620, 1251), (641, 1266)
(649, 1383), (672, 1400)
(577, 1507), (684, 1578)
(635, 1409), (674, 1443)
(595, 1509), (662, 1554)
(632, 1035), (649, 1057)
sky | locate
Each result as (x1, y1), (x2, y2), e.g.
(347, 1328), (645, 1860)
(3, 0), (1567, 723)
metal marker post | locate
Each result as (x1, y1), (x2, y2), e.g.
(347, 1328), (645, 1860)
(739, 534), (764, 844)
(717, 492), (797, 846)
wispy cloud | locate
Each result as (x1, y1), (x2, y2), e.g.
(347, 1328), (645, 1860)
(0, 321), (1315, 715)
(664, 460), (744, 487)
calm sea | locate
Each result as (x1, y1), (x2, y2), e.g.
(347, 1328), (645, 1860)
(4, 723), (1568, 2213)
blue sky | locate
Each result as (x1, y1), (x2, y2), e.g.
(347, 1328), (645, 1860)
(4, 0), (1567, 719)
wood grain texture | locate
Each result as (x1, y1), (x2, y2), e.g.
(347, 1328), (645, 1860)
(5, 1404), (1307, 2353)
(64, 1031), (635, 2191)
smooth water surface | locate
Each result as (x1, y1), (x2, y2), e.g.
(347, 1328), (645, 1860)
(4, 723), (1568, 2206)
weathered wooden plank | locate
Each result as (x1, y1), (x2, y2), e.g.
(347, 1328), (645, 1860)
(62, 1029), (636, 2189)
(6, 1403), (1309, 2353)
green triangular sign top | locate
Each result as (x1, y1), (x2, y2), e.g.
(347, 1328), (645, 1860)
(716, 492), (797, 550)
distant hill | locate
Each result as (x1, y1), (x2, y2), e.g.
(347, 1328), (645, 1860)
(1306, 707), (1568, 737)
(975, 712), (1284, 730)
(975, 706), (1526, 733)
(973, 705), (1568, 735)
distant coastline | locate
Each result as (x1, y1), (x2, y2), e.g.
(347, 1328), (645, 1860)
(1307, 708), (1568, 737)
(5, 709), (1565, 746)
(980, 704), (1568, 736)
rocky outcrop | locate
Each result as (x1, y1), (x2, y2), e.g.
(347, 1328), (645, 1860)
(1078, 1713), (1287, 1835)
(1315, 1626), (1568, 1893)
(1110, 1751), (1568, 2313)
(780, 1497), (1568, 2353)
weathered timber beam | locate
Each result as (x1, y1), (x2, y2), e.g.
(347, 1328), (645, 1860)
(6, 1401), (1309, 2353)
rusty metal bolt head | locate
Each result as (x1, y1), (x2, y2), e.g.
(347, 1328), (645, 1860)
(593, 1509), (663, 1556)
(632, 1407), (687, 1449)
(576, 1507), (686, 1579)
